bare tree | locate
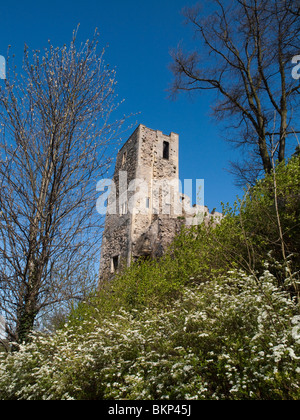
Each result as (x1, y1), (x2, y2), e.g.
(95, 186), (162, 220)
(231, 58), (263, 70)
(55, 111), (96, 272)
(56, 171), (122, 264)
(170, 0), (300, 184)
(0, 29), (125, 344)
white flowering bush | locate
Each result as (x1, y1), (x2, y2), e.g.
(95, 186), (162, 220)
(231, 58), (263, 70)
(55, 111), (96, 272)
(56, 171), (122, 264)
(0, 269), (299, 400)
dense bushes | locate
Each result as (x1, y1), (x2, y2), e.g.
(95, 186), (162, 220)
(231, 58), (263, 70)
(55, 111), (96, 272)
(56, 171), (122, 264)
(89, 155), (300, 313)
(0, 269), (299, 400)
(0, 156), (299, 400)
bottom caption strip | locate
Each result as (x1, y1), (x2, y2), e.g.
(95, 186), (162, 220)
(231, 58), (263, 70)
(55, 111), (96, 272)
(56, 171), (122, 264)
(107, 403), (192, 417)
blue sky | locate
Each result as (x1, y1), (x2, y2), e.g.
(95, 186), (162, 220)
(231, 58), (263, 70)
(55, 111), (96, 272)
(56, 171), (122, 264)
(0, 0), (243, 212)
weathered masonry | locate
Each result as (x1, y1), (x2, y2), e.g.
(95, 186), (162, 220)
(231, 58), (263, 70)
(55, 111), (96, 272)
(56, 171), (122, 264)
(98, 124), (221, 284)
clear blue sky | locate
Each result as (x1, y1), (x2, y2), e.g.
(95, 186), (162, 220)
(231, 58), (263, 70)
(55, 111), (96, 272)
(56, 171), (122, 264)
(0, 0), (243, 212)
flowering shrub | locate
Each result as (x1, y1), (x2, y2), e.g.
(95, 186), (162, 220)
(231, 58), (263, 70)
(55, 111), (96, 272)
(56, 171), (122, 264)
(0, 269), (299, 400)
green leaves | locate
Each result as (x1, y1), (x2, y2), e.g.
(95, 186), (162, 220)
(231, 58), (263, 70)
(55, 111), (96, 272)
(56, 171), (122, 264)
(1, 156), (299, 400)
(1, 270), (299, 400)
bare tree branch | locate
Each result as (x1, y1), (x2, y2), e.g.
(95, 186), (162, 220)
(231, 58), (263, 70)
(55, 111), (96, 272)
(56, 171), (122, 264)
(170, 0), (300, 183)
(0, 29), (126, 343)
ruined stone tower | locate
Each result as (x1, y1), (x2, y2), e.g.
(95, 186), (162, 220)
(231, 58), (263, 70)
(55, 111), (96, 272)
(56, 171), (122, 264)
(98, 124), (221, 283)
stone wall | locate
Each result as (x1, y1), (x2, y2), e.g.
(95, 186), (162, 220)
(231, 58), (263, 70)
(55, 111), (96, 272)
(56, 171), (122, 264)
(98, 126), (140, 282)
(99, 124), (221, 284)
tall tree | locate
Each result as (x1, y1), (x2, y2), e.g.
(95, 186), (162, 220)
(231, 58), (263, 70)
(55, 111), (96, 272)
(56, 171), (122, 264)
(0, 30), (125, 344)
(170, 0), (300, 184)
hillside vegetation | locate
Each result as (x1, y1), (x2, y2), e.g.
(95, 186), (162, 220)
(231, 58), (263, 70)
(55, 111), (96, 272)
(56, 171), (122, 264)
(0, 155), (299, 400)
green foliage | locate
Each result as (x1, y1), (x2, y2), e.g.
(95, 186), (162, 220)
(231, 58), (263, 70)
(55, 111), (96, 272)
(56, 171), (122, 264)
(71, 155), (300, 320)
(0, 270), (299, 400)
(0, 155), (299, 400)
(242, 156), (300, 271)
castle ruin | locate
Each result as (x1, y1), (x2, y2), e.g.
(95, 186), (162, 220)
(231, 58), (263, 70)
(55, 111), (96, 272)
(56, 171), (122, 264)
(98, 124), (221, 283)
